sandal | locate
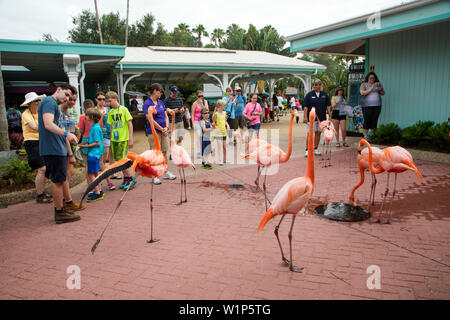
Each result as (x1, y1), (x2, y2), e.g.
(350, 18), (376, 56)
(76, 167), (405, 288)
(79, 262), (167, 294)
(335, 143), (341, 147)
(342, 142), (349, 147)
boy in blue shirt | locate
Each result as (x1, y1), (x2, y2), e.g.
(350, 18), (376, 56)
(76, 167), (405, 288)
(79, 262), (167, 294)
(79, 108), (104, 202)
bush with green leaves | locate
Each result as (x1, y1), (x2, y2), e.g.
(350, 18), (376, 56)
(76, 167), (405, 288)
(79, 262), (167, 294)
(374, 123), (401, 144)
(399, 121), (434, 148)
(0, 158), (34, 186)
(429, 121), (450, 152)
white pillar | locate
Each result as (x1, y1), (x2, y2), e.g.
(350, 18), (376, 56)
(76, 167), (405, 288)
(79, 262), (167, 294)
(63, 54), (81, 120)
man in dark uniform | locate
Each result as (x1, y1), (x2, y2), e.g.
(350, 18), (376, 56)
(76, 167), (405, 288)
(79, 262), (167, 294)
(302, 78), (331, 157)
(164, 85), (184, 145)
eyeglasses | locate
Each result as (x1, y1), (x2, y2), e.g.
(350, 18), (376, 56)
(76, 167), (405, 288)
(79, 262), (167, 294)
(197, 95), (203, 98)
(313, 84), (320, 86)
(97, 98), (105, 101)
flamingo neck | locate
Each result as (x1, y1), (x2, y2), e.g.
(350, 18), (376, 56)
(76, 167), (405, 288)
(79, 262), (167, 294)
(306, 115), (314, 183)
(148, 108), (161, 151)
(361, 139), (383, 174)
(280, 112), (294, 162)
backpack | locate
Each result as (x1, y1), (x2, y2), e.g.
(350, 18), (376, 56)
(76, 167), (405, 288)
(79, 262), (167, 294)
(7, 109), (21, 130)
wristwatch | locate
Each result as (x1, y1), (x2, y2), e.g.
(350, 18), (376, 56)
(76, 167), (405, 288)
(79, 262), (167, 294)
(68, 154), (74, 158)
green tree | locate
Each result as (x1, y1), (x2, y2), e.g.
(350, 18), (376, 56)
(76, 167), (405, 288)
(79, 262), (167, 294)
(244, 24), (259, 50)
(41, 33), (58, 42)
(171, 23), (196, 47)
(223, 24), (246, 50)
(192, 24), (209, 47)
(128, 13), (156, 46)
(69, 10), (100, 43)
(211, 28), (225, 47)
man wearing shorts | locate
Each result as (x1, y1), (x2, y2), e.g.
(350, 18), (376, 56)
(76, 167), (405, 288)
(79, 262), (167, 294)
(105, 91), (136, 190)
(303, 79), (331, 157)
(38, 84), (80, 224)
(164, 85), (185, 145)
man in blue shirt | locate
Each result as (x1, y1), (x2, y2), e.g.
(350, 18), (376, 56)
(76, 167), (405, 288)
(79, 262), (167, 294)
(234, 88), (247, 130)
(302, 79), (332, 157)
(38, 84), (81, 224)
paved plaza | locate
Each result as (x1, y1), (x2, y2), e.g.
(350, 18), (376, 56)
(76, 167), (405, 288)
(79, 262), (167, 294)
(1, 117), (449, 300)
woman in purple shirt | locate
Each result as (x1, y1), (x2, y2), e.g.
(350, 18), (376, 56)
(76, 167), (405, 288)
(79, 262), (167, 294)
(143, 83), (176, 184)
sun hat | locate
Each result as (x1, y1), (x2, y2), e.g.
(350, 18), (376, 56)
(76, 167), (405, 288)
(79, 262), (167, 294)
(20, 92), (46, 107)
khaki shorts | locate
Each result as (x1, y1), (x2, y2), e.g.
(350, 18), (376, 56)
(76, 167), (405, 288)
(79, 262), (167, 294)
(306, 121), (322, 133)
(147, 132), (169, 153)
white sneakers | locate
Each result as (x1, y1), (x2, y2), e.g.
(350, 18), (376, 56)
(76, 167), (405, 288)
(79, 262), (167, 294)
(304, 149), (322, 157)
(154, 171), (177, 184)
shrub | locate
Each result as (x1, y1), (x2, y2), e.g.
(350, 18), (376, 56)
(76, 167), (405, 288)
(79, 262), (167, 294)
(0, 158), (34, 186)
(400, 121), (434, 148)
(429, 122), (450, 153)
(374, 123), (401, 144)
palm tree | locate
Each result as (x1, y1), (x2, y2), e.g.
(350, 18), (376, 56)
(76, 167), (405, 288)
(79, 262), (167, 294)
(192, 24), (209, 47)
(211, 28), (225, 47)
(94, 0), (103, 44)
(125, 0), (130, 46)
(176, 23), (190, 33)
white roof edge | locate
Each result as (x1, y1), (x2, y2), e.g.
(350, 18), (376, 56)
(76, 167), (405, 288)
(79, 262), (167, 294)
(284, 0), (438, 41)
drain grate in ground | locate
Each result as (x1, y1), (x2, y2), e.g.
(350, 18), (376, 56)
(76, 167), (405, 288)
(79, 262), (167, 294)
(314, 203), (370, 222)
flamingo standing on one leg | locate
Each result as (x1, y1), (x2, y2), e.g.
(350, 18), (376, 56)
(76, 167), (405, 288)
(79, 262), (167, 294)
(169, 110), (195, 205)
(319, 120), (337, 168)
(361, 139), (423, 224)
(81, 106), (167, 252)
(348, 141), (384, 213)
(244, 110), (297, 211)
(257, 108), (316, 273)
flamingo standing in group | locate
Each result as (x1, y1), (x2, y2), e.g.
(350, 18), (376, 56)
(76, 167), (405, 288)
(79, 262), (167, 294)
(319, 120), (337, 167)
(349, 141), (384, 213)
(257, 108), (316, 273)
(81, 106), (167, 252)
(244, 110), (297, 210)
(169, 110), (195, 205)
(361, 139), (423, 224)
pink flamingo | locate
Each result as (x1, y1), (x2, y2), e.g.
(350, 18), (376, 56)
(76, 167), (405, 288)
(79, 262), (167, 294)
(257, 108), (316, 273)
(244, 110), (297, 210)
(169, 110), (195, 205)
(361, 139), (423, 224)
(349, 141), (384, 213)
(82, 106), (167, 252)
(319, 120), (337, 167)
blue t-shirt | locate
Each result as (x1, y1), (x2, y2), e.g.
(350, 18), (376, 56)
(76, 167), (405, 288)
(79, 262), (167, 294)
(143, 97), (166, 134)
(38, 96), (67, 156)
(224, 96), (236, 119)
(88, 123), (104, 159)
(234, 94), (246, 116)
(102, 108), (111, 139)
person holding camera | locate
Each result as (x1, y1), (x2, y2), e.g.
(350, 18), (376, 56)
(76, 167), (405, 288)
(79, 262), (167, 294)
(360, 72), (385, 141)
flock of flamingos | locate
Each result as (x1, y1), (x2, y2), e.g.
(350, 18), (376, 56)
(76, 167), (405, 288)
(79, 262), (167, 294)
(81, 106), (423, 273)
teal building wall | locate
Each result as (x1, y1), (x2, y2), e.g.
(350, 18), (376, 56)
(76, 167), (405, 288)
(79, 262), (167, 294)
(367, 19), (450, 128)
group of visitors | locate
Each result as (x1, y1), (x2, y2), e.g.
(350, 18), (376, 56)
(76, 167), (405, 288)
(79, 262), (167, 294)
(10, 71), (384, 225)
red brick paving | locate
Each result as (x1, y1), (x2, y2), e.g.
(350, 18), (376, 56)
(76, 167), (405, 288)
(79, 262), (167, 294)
(0, 147), (450, 300)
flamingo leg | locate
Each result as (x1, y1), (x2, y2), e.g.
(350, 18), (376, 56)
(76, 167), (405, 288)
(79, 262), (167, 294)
(383, 173), (397, 224)
(262, 167), (272, 211)
(288, 215), (303, 273)
(327, 142), (332, 167)
(182, 168), (188, 203)
(91, 184), (133, 254)
(373, 173), (390, 223)
(147, 179), (159, 243)
(176, 168), (183, 206)
(254, 164), (262, 191)
(273, 215), (289, 265)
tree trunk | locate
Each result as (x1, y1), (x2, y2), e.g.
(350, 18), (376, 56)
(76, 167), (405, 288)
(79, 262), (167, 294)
(0, 52), (11, 151)
(125, 0), (129, 46)
(94, 0), (104, 44)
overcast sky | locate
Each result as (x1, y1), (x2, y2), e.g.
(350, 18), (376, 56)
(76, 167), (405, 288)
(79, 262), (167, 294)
(0, 0), (415, 44)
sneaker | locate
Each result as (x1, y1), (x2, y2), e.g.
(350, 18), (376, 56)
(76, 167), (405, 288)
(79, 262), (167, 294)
(64, 200), (86, 211)
(163, 171), (176, 180)
(304, 150), (308, 157)
(123, 177), (137, 190)
(55, 207), (80, 224)
(202, 163), (212, 170)
(108, 183), (116, 191)
(119, 178), (130, 189)
(314, 149), (322, 156)
(153, 178), (162, 185)
(87, 191), (104, 203)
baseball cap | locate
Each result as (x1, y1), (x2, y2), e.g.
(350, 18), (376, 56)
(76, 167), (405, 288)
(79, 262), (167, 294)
(170, 86), (179, 94)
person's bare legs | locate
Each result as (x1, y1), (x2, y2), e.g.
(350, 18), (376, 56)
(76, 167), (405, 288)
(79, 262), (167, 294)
(340, 119), (347, 145)
(332, 119), (340, 144)
(35, 166), (46, 195)
(52, 182), (64, 209)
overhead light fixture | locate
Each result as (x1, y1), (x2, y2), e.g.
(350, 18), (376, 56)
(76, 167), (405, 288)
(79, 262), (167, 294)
(1, 65), (31, 72)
